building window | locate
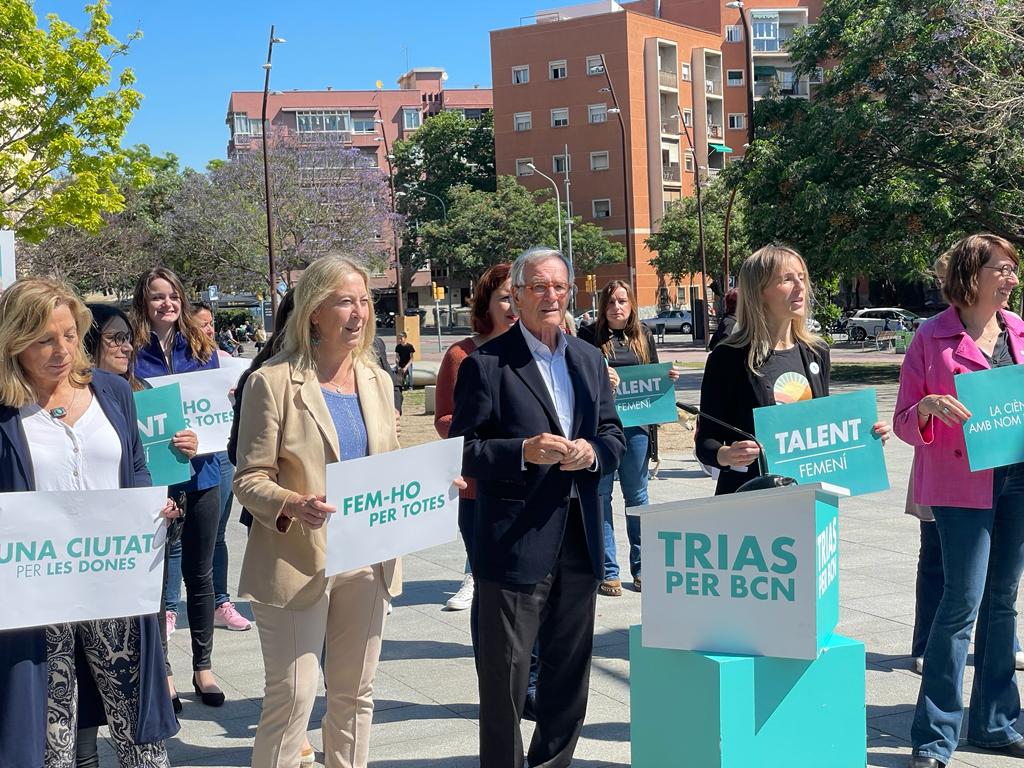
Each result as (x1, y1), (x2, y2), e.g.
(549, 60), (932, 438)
(590, 151), (609, 171)
(592, 199), (611, 219)
(515, 158), (534, 176)
(752, 12), (781, 52)
(549, 59), (567, 80)
(586, 55), (605, 75)
(514, 112), (532, 132)
(352, 116), (376, 133)
(725, 25), (744, 43)
(551, 107), (569, 128)
(682, 109), (693, 127)
(680, 62), (691, 81)
(810, 66), (824, 84)
(728, 113), (746, 130)
(552, 153), (571, 174)
(727, 70), (745, 87)
(512, 65), (530, 85)
(588, 104), (607, 124)
(684, 152), (694, 172)
(296, 110), (352, 137)
(403, 108), (422, 130)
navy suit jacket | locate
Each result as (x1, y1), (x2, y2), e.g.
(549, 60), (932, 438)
(450, 324), (625, 585)
(0, 369), (178, 768)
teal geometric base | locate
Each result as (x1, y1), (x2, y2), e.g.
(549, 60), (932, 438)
(630, 625), (866, 768)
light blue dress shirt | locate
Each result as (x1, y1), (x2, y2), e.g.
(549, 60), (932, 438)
(519, 321), (574, 437)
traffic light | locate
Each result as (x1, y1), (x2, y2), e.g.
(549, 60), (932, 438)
(434, 285), (445, 301)
(586, 274), (596, 293)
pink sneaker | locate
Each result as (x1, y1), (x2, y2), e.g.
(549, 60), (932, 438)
(165, 609), (176, 638)
(214, 602), (252, 631)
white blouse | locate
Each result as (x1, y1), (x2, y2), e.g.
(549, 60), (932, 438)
(20, 395), (122, 492)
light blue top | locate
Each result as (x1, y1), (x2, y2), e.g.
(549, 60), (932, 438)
(321, 389), (368, 461)
(519, 321), (574, 437)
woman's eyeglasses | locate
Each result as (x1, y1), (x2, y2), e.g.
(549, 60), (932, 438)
(101, 332), (132, 347)
(983, 264), (1019, 279)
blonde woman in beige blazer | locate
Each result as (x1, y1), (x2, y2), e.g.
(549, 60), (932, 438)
(234, 256), (407, 768)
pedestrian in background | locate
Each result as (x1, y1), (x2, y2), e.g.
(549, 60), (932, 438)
(579, 279), (679, 596)
(394, 331), (415, 390)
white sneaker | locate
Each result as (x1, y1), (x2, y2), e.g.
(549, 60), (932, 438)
(913, 657), (924, 674)
(446, 575), (474, 611)
(1016, 650), (1024, 671)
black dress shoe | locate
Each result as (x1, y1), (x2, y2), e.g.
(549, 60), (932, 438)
(975, 739), (1024, 758)
(908, 756), (944, 768)
(192, 674), (225, 707)
(522, 691), (537, 722)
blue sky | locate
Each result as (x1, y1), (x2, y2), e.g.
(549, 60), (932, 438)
(35, 1), (542, 170)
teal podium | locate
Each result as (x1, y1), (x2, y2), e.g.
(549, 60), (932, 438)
(627, 484), (865, 767)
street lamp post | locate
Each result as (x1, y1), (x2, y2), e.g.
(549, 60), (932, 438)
(724, 1), (756, 294)
(404, 185), (455, 328)
(374, 117), (404, 334)
(677, 102), (711, 351)
(598, 55), (635, 295)
(527, 163), (563, 255)
(260, 26), (285, 314)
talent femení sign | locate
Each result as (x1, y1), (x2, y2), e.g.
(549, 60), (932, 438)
(613, 363), (677, 428)
(325, 438), (464, 576)
(630, 483), (844, 660)
(754, 389), (889, 496)
(0, 487), (167, 630)
(133, 383), (191, 486)
(954, 364), (1024, 471)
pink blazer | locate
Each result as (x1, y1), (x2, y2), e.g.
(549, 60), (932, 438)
(894, 306), (1024, 509)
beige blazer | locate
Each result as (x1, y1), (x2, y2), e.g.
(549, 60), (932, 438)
(234, 354), (402, 609)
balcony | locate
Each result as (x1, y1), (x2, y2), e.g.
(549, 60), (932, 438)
(705, 80), (721, 96)
(754, 79), (808, 98)
(662, 162), (681, 183)
(661, 118), (679, 135)
(707, 124), (724, 140)
(659, 69), (678, 88)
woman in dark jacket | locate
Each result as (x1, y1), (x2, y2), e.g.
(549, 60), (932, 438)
(696, 246), (890, 495)
(579, 279), (679, 595)
(0, 280), (178, 767)
(130, 267), (225, 708)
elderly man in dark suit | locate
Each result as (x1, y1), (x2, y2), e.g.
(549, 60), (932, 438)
(451, 247), (625, 768)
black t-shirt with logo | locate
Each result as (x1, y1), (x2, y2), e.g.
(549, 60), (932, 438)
(755, 345), (813, 405)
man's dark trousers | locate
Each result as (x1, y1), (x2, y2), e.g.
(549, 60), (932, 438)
(476, 501), (599, 768)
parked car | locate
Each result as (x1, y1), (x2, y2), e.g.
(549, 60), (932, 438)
(641, 309), (693, 335)
(843, 307), (922, 341)
(575, 310), (597, 330)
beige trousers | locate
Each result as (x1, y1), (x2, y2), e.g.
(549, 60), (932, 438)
(250, 565), (388, 768)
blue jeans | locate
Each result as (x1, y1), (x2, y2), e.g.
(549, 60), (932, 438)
(598, 426), (649, 581)
(912, 465), (1024, 762)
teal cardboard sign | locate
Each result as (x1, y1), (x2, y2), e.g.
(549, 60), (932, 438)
(614, 363), (677, 428)
(954, 365), (1024, 471)
(133, 384), (191, 486)
(753, 389), (888, 495)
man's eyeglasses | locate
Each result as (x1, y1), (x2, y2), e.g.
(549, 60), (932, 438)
(101, 332), (132, 347)
(983, 264), (1019, 279)
(520, 282), (572, 298)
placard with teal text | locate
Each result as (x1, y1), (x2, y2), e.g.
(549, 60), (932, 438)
(954, 365), (1024, 471)
(133, 383), (191, 486)
(753, 389), (888, 496)
(614, 363), (677, 428)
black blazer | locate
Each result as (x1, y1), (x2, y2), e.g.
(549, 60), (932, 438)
(450, 324), (626, 585)
(0, 369), (178, 767)
(695, 341), (830, 495)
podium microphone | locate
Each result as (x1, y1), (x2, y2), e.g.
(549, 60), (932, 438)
(676, 401), (797, 493)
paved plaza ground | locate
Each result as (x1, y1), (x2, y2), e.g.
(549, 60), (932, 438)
(96, 348), (1024, 767)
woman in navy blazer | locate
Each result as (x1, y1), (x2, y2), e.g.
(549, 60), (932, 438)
(0, 279), (178, 767)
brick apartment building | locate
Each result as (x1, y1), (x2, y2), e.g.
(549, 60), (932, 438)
(491, 0), (822, 313)
(225, 68), (492, 314)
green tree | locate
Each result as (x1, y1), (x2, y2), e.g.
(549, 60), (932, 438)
(0, 0), (143, 241)
(417, 175), (623, 280)
(391, 110), (495, 290)
(646, 176), (748, 292)
(736, 0), (1024, 284)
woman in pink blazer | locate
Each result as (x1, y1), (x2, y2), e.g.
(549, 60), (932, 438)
(894, 234), (1024, 768)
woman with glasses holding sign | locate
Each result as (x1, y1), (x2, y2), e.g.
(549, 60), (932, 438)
(695, 245), (890, 496)
(895, 234), (1024, 768)
(579, 279), (680, 596)
(0, 279), (179, 767)
(130, 267), (225, 710)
